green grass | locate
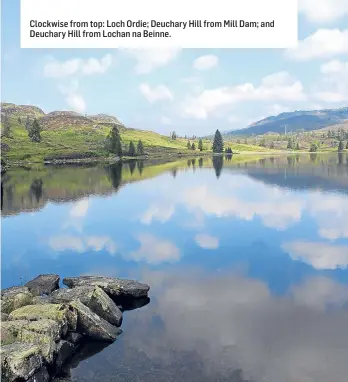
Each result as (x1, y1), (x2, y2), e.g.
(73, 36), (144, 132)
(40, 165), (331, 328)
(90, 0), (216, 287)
(1, 116), (215, 163)
(1, 108), (288, 165)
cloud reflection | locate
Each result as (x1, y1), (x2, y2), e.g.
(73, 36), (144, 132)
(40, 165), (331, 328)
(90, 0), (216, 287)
(118, 269), (348, 382)
(282, 241), (348, 269)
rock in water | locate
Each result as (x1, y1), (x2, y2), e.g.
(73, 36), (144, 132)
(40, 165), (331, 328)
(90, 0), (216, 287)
(51, 286), (123, 326)
(1, 343), (44, 382)
(25, 274), (60, 296)
(69, 300), (121, 342)
(1, 319), (62, 363)
(54, 340), (76, 369)
(8, 304), (77, 335)
(63, 276), (150, 299)
(1, 286), (33, 314)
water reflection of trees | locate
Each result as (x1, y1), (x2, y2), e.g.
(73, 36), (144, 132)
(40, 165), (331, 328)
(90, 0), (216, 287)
(212, 156), (223, 178)
(137, 160), (144, 175)
(30, 179), (43, 203)
(105, 162), (123, 190)
(129, 161), (136, 175)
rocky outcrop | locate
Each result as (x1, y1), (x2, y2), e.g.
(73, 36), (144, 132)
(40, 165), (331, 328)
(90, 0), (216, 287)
(0, 343), (45, 381)
(63, 276), (150, 299)
(1, 287), (33, 314)
(51, 286), (123, 326)
(1, 274), (150, 381)
(25, 274), (60, 296)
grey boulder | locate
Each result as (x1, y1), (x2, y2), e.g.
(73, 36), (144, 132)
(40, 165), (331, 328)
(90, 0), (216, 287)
(25, 274), (60, 296)
(63, 276), (150, 299)
(1, 343), (44, 382)
(1, 319), (62, 363)
(1, 286), (33, 314)
(69, 300), (121, 342)
(51, 285), (123, 326)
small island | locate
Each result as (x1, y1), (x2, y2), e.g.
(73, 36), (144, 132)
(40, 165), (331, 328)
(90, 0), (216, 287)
(1, 274), (150, 381)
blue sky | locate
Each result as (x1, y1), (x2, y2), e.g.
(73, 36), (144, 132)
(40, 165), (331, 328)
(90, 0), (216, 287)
(1, 0), (348, 136)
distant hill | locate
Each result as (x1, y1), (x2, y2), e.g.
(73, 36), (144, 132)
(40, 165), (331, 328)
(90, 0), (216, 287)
(316, 120), (348, 132)
(88, 113), (123, 126)
(0, 102), (210, 164)
(1, 103), (45, 119)
(225, 107), (348, 136)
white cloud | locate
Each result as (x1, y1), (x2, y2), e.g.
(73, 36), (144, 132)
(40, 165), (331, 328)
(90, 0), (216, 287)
(130, 269), (348, 382)
(193, 55), (219, 71)
(195, 234), (219, 249)
(267, 104), (290, 115)
(282, 241), (348, 270)
(44, 54), (112, 78)
(183, 184), (304, 230)
(48, 234), (116, 254)
(58, 80), (86, 114)
(182, 71), (305, 119)
(139, 83), (173, 103)
(80, 55), (113, 75)
(299, 0), (348, 23)
(291, 276), (348, 310)
(70, 198), (89, 218)
(141, 204), (175, 224)
(123, 48), (181, 74)
(285, 29), (348, 61)
(129, 233), (181, 264)
(314, 59), (348, 103)
(307, 194), (348, 239)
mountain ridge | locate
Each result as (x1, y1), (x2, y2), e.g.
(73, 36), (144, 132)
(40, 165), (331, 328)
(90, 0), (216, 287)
(224, 107), (348, 136)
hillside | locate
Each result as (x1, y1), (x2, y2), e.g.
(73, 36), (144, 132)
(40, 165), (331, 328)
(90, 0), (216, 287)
(0, 103), (213, 164)
(225, 107), (348, 136)
(317, 120), (348, 132)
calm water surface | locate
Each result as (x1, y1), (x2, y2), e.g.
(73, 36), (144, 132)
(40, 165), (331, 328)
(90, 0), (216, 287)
(2, 154), (348, 382)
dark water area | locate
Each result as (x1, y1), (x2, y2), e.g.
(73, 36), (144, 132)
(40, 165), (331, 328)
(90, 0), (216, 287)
(1, 153), (348, 382)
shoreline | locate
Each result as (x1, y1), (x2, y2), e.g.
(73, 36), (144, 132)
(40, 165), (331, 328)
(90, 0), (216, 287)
(2, 150), (345, 169)
(1, 274), (150, 382)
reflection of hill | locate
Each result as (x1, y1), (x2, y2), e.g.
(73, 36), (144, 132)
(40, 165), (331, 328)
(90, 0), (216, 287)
(2, 154), (347, 216)
(0, 158), (192, 217)
(226, 154), (348, 193)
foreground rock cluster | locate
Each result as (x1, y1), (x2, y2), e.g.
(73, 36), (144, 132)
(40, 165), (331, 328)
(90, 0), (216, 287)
(1, 274), (150, 381)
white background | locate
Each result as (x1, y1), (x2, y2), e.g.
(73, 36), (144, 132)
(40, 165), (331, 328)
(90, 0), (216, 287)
(21, 0), (298, 48)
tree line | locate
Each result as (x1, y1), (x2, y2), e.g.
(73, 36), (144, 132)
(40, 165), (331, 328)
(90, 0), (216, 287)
(1, 114), (42, 142)
(105, 125), (145, 157)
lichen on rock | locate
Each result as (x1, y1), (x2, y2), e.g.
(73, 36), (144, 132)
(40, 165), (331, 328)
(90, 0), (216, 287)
(63, 275), (150, 299)
(1, 342), (44, 381)
(51, 285), (123, 326)
(8, 303), (77, 335)
(1, 286), (33, 314)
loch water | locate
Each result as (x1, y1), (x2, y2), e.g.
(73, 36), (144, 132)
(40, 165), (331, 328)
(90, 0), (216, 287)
(1, 154), (348, 382)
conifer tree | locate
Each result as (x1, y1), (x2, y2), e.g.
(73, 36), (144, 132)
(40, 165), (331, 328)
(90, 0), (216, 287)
(338, 140), (344, 152)
(287, 138), (293, 149)
(212, 129), (224, 153)
(128, 140), (136, 156)
(105, 125), (122, 156)
(198, 138), (203, 151)
(191, 142), (196, 150)
(187, 140), (191, 149)
(137, 140), (144, 155)
(28, 118), (42, 142)
(295, 142), (300, 150)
